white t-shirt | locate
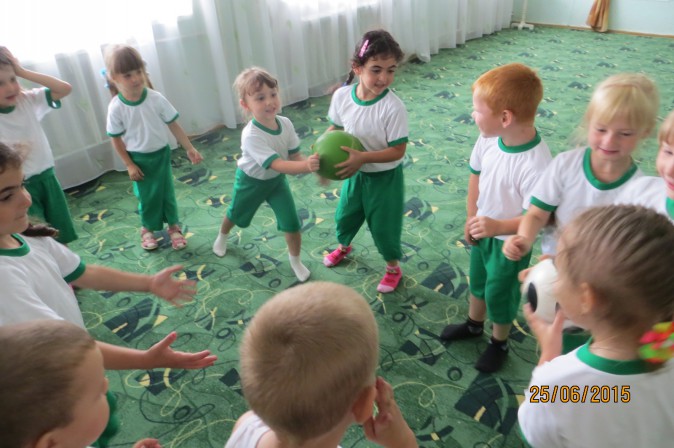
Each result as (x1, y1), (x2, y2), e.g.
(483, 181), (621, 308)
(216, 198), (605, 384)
(237, 117), (301, 180)
(0, 87), (59, 177)
(225, 413), (343, 448)
(470, 133), (552, 240)
(106, 88), (178, 153)
(328, 84), (408, 173)
(530, 147), (642, 254)
(615, 176), (674, 222)
(0, 235), (86, 328)
(519, 343), (674, 448)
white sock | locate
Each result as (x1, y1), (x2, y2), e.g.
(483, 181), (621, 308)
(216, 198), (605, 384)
(289, 255), (310, 282)
(212, 232), (228, 257)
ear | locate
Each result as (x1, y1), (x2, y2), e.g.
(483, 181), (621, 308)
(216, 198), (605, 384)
(352, 63), (363, 76)
(501, 109), (514, 128)
(351, 384), (377, 424)
(578, 282), (598, 315)
(34, 430), (58, 448)
(239, 98), (249, 111)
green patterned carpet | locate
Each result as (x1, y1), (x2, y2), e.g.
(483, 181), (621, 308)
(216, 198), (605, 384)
(66, 27), (673, 447)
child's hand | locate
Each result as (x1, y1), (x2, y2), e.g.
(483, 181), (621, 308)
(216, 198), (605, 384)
(0, 47), (24, 75)
(503, 235), (530, 261)
(148, 265), (197, 307)
(127, 163), (144, 181)
(307, 153), (320, 172)
(335, 146), (365, 178)
(523, 303), (565, 365)
(464, 220), (477, 246)
(467, 216), (500, 240)
(186, 147), (203, 165)
(133, 438), (162, 448)
(363, 377), (418, 448)
(145, 331), (217, 370)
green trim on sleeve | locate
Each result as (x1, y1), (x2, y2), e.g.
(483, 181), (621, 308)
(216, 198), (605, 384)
(165, 113), (179, 124)
(288, 147), (300, 154)
(64, 261), (86, 283)
(530, 196), (557, 212)
(45, 88), (62, 109)
(107, 131), (125, 137)
(388, 137), (409, 147)
(262, 154), (280, 169)
(469, 167), (480, 175)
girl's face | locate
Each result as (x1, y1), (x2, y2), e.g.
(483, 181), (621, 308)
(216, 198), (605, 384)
(111, 68), (146, 99)
(0, 65), (20, 108)
(588, 116), (645, 162)
(47, 347), (110, 448)
(656, 139), (674, 200)
(354, 55), (398, 101)
(0, 165), (31, 239)
(241, 84), (280, 125)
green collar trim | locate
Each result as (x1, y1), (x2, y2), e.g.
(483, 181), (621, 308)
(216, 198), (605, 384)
(252, 117), (282, 135)
(498, 131), (542, 153)
(576, 341), (650, 375)
(118, 88), (148, 106)
(0, 105), (16, 114)
(0, 234), (29, 256)
(351, 83), (389, 106)
(666, 197), (674, 220)
(583, 147), (638, 190)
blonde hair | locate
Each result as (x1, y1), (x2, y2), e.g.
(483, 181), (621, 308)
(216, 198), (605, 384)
(234, 67), (278, 101)
(472, 63), (543, 124)
(583, 73), (659, 137)
(240, 282), (379, 444)
(658, 109), (674, 146)
(558, 205), (674, 337)
(0, 320), (97, 447)
(103, 44), (154, 96)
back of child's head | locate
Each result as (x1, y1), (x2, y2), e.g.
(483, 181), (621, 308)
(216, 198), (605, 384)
(0, 319), (97, 447)
(233, 67), (278, 102)
(658, 109), (674, 146)
(583, 73), (659, 137)
(103, 44), (153, 96)
(0, 140), (22, 174)
(558, 205), (674, 336)
(472, 63), (543, 124)
(240, 281), (379, 444)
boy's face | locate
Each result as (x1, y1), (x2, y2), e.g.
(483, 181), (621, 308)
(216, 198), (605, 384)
(656, 140), (674, 200)
(0, 65), (20, 108)
(48, 347), (110, 448)
(471, 91), (502, 138)
(241, 84), (280, 125)
(0, 164), (31, 242)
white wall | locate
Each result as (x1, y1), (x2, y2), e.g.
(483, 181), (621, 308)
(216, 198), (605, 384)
(512, 0), (674, 35)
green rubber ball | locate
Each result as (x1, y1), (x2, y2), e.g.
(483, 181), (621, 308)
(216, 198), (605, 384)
(313, 130), (364, 180)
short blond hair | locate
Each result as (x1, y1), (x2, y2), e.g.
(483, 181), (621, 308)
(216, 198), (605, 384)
(583, 73), (659, 136)
(658, 109), (674, 146)
(472, 63), (543, 123)
(240, 282), (379, 443)
(0, 320), (96, 447)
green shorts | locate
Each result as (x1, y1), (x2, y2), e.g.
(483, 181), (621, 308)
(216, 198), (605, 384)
(24, 167), (78, 244)
(129, 146), (179, 231)
(335, 164), (404, 261)
(469, 237), (531, 324)
(227, 169), (301, 232)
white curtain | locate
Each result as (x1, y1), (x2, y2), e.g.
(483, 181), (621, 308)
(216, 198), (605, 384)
(0, 0), (512, 188)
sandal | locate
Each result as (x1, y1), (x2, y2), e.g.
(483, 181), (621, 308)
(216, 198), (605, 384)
(141, 228), (158, 251)
(168, 227), (187, 250)
(323, 245), (352, 267)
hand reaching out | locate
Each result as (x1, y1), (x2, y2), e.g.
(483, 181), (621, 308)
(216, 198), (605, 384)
(148, 265), (197, 307)
(145, 331), (217, 369)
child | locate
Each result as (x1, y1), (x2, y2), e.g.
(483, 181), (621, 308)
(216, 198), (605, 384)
(0, 319), (162, 448)
(518, 205), (674, 447)
(503, 73), (659, 260)
(225, 281), (418, 448)
(211, 67), (319, 283)
(0, 141), (216, 370)
(439, 63), (552, 373)
(104, 44), (203, 251)
(321, 29), (409, 294)
(615, 109), (674, 222)
(0, 46), (78, 244)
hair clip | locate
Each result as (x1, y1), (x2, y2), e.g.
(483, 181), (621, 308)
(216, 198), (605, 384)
(638, 321), (674, 364)
(358, 39), (369, 59)
(99, 68), (109, 89)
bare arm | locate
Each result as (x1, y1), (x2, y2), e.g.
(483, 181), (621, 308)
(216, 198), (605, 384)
(111, 136), (144, 181)
(167, 120), (203, 164)
(503, 205), (551, 260)
(1, 48), (71, 100)
(270, 152), (319, 175)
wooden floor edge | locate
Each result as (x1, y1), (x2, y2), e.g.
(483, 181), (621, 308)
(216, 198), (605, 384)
(522, 22), (673, 39)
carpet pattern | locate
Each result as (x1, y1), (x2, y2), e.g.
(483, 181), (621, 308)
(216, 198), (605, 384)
(64, 26), (673, 447)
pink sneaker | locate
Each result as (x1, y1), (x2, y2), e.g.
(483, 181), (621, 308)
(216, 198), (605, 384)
(377, 266), (402, 293)
(323, 246), (352, 267)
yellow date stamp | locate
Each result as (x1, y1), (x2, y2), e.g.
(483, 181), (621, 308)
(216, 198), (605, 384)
(529, 385), (631, 404)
